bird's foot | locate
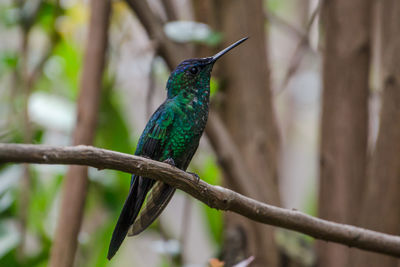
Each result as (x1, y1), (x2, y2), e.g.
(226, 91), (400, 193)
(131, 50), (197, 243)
(187, 172), (200, 184)
(163, 158), (176, 167)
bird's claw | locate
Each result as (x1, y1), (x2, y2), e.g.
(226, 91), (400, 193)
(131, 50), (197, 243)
(163, 158), (175, 167)
(188, 172), (200, 184)
(162, 159), (199, 184)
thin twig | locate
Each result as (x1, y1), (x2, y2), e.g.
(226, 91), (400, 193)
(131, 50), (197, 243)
(264, 9), (306, 40)
(124, 0), (191, 69)
(1, 143), (400, 258)
(275, 0), (322, 95)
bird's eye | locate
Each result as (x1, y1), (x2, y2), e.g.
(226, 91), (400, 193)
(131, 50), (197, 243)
(189, 66), (199, 75)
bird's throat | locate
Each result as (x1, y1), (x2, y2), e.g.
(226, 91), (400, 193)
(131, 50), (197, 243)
(175, 84), (210, 111)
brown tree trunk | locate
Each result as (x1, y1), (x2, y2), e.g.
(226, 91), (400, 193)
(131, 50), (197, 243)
(350, 1), (400, 266)
(317, 0), (371, 266)
(48, 1), (110, 267)
(215, 1), (281, 266)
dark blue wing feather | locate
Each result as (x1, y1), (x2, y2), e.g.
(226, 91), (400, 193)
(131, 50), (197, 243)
(108, 100), (175, 260)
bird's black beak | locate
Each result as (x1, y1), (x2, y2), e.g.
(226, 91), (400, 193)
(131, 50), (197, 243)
(210, 37), (248, 63)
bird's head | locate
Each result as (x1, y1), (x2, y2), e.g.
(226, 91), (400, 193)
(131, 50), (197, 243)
(166, 37), (248, 99)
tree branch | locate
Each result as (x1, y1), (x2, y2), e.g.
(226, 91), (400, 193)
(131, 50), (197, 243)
(1, 143), (400, 258)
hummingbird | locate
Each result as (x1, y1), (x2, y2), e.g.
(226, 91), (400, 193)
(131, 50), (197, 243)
(107, 37), (248, 260)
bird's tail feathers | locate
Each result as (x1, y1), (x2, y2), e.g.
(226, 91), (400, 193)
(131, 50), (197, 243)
(107, 176), (153, 260)
(128, 181), (175, 236)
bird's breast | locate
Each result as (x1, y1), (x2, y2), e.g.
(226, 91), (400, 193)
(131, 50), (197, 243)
(165, 104), (209, 160)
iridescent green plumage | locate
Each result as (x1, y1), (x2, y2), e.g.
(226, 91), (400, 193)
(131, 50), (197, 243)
(108, 38), (248, 260)
(138, 60), (212, 164)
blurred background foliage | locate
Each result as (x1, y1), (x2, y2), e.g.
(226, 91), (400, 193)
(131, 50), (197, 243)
(0, 0), (321, 266)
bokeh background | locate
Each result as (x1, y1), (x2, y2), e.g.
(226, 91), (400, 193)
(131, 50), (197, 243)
(0, 0), (398, 266)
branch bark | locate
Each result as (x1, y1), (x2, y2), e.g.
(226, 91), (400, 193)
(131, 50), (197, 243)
(1, 143), (400, 258)
(48, 1), (110, 267)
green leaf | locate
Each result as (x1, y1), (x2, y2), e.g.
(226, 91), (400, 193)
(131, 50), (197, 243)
(50, 39), (82, 99)
(36, 2), (59, 33)
(0, 52), (19, 76)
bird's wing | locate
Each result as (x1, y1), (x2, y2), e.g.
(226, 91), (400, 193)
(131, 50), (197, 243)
(136, 100), (176, 159)
(125, 101), (182, 236)
(108, 102), (176, 260)
(128, 141), (200, 237)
